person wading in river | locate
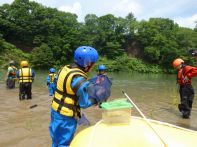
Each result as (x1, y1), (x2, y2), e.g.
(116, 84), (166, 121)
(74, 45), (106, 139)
(49, 46), (100, 147)
(6, 60), (17, 89)
(88, 64), (112, 105)
(172, 58), (197, 118)
(16, 61), (35, 100)
(46, 68), (58, 96)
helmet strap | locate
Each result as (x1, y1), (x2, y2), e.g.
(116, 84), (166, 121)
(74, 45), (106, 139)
(98, 70), (105, 75)
(84, 63), (95, 72)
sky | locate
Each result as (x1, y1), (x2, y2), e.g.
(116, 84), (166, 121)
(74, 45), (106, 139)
(0, 0), (197, 29)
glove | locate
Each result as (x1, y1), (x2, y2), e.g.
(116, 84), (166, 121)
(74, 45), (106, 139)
(47, 82), (50, 86)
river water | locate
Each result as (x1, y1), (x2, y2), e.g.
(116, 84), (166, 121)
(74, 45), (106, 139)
(0, 70), (197, 147)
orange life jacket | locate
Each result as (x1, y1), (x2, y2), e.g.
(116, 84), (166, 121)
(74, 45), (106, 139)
(177, 66), (193, 85)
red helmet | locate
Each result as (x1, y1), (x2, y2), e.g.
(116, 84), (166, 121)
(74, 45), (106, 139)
(172, 58), (184, 68)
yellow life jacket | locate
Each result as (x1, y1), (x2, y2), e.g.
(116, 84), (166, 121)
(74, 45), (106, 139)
(49, 73), (56, 83)
(51, 65), (87, 117)
(19, 67), (33, 83)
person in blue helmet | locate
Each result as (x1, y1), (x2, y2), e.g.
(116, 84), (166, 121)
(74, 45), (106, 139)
(98, 64), (107, 75)
(89, 65), (107, 84)
(49, 46), (99, 147)
(88, 64), (112, 104)
(46, 68), (58, 96)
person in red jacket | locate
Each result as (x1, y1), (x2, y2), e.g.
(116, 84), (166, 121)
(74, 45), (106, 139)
(172, 58), (197, 118)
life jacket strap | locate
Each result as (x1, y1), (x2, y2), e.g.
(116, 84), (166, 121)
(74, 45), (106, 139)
(55, 89), (77, 100)
(72, 77), (87, 93)
(53, 98), (75, 112)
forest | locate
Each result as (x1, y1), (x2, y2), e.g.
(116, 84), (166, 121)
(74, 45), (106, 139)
(0, 0), (197, 73)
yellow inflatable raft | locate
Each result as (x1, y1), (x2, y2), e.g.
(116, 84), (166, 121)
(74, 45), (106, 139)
(70, 116), (197, 147)
(70, 99), (197, 147)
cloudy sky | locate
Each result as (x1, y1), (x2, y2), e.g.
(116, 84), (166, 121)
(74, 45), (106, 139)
(0, 0), (197, 29)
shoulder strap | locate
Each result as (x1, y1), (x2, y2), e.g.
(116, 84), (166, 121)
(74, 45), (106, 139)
(63, 69), (87, 94)
(72, 77), (87, 93)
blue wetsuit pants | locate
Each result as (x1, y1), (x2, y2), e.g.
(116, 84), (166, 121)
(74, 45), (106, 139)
(49, 109), (77, 147)
(48, 83), (56, 96)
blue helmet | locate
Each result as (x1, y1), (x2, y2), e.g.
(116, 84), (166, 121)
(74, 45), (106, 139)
(49, 68), (56, 73)
(74, 46), (99, 67)
(98, 65), (106, 71)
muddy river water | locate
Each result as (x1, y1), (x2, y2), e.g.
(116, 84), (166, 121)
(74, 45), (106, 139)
(0, 70), (197, 147)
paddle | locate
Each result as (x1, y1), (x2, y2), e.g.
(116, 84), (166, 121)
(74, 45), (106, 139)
(122, 90), (168, 147)
(29, 98), (52, 109)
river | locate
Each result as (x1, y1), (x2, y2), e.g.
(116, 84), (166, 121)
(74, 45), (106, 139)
(0, 70), (197, 147)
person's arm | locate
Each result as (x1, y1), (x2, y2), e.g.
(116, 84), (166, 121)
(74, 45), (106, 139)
(88, 76), (97, 83)
(71, 76), (97, 109)
(31, 69), (35, 82)
(187, 67), (197, 78)
(32, 69), (35, 78)
(16, 70), (19, 78)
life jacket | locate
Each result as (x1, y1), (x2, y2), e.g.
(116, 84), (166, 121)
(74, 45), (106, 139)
(51, 65), (87, 118)
(177, 65), (193, 85)
(49, 73), (57, 83)
(19, 67), (33, 83)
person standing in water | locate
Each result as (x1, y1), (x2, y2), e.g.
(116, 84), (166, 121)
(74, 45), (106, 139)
(88, 64), (112, 104)
(172, 58), (197, 118)
(96, 64), (108, 83)
(16, 61), (35, 100)
(49, 46), (99, 147)
(46, 68), (58, 96)
(6, 60), (17, 89)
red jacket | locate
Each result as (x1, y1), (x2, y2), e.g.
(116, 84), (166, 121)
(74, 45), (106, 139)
(177, 65), (197, 85)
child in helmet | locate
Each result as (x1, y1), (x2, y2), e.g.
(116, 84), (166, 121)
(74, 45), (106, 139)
(96, 64), (107, 84)
(172, 58), (197, 118)
(88, 64), (112, 104)
(46, 68), (58, 96)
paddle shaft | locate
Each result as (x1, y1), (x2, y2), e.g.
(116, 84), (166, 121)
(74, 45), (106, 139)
(122, 90), (168, 147)
(29, 98), (52, 109)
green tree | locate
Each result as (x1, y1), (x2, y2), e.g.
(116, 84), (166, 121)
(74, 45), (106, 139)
(96, 14), (125, 58)
(31, 43), (54, 68)
(137, 18), (180, 68)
